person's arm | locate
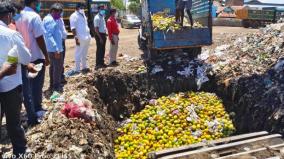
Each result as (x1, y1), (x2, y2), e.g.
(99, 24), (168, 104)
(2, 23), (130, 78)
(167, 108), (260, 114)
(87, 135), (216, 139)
(33, 16), (50, 66)
(94, 17), (103, 44)
(70, 15), (80, 45)
(13, 32), (37, 73)
(107, 19), (115, 45)
(43, 19), (60, 59)
(60, 18), (68, 40)
(0, 63), (17, 80)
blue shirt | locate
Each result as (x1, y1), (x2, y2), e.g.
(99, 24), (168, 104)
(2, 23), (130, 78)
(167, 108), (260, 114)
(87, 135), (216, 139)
(43, 14), (63, 53)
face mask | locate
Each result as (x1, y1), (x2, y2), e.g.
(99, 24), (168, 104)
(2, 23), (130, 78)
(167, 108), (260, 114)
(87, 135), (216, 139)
(60, 12), (64, 17)
(35, 3), (41, 13)
(13, 13), (21, 21)
(79, 9), (85, 14)
(99, 10), (106, 16)
(52, 13), (61, 20)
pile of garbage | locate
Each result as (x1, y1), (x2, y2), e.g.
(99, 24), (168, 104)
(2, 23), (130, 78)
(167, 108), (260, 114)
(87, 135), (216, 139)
(148, 51), (211, 90)
(202, 24), (284, 81)
(115, 92), (235, 159)
(200, 23), (284, 133)
(26, 76), (117, 158)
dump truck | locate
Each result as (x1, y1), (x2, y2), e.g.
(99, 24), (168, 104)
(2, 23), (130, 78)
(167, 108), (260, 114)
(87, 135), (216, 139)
(138, 0), (213, 60)
(236, 6), (284, 28)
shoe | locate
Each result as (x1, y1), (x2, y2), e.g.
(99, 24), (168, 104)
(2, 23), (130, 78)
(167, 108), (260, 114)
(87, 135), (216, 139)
(110, 61), (119, 66)
(81, 68), (91, 74)
(61, 79), (67, 84)
(65, 70), (80, 77)
(95, 64), (107, 70)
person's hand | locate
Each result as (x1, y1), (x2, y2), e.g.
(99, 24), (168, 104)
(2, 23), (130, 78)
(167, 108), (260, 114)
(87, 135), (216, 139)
(27, 63), (37, 73)
(75, 37), (80, 46)
(45, 57), (50, 66)
(0, 63), (17, 78)
(111, 39), (115, 45)
(55, 52), (61, 59)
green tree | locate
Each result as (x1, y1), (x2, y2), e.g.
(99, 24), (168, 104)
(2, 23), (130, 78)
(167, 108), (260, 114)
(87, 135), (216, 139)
(111, 0), (126, 10)
(128, 0), (141, 15)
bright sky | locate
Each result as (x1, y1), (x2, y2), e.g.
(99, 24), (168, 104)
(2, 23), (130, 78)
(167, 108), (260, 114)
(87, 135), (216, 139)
(244, 0), (284, 4)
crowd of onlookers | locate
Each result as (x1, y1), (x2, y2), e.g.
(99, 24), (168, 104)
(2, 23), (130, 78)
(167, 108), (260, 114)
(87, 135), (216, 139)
(0, 0), (120, 157)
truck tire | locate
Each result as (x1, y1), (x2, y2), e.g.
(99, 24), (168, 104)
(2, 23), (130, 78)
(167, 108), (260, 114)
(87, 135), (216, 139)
(183, 47), (202, 59)
(242, 20), (250, 28)
(138, 35), (147, 50)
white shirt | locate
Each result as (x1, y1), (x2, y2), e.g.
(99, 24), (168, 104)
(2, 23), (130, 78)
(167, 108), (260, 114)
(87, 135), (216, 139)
(16, 7), (45, 62)
(0, 21), (31, 92)
(70, 11), (91, 41)
(94, 14), (107, 33)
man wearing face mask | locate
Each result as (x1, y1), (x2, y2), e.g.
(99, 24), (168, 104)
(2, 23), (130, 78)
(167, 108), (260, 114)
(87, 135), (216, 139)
(69, 3), (91, 75)
(16, 0), (50, 120)
(94, 5), (107, 69)
(43, 3), (63, 92)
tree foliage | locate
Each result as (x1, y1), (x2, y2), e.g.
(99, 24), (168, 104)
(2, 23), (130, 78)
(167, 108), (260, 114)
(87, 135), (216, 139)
(111, 0), (126, 10)
(128, 0), (141, 15)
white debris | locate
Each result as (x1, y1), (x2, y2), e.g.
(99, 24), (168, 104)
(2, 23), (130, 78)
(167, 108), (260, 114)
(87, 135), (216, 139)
(151, 65), (163, 74)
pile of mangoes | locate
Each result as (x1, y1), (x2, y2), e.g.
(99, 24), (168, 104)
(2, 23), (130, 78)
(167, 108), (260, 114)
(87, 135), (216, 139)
(115, 92), (235, 159)
(151, 12), (181, 32)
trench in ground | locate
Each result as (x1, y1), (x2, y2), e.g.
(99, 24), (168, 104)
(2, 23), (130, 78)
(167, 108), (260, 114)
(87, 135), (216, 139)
(86, 53), (284, 157)
(90, 68), (282, 135)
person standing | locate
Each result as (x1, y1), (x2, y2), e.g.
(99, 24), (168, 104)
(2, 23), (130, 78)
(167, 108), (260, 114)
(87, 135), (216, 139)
(69, 3), (91, 75)
(107, 9), (120, 66)
(43, 3), (63, 92)
(0, 1), (33, 156)
(10, 0), (39, 126)
(176, 0), (193, 27)
(94, 5), (107, 69)
(16, 0), (50, 118)
(57, 4), (68, 84)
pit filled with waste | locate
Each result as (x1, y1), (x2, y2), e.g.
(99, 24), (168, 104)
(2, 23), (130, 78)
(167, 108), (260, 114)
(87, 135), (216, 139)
(1, 23), (284, 159)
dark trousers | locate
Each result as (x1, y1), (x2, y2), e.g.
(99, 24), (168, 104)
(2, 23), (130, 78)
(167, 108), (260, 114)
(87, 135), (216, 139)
(0, 86), (27, 156)
(95, 33), (107, 66)
(49, 53), (63, 91)
(61, 40), (66, 81)
(31, 59), (45, 112)
(21, 66), (37, 125)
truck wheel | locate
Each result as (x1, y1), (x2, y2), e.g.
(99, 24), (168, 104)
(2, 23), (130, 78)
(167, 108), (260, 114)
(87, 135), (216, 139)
(183, 47), (201, 59)
(147, 48), (158, 61)
(138, 35), (146, 50)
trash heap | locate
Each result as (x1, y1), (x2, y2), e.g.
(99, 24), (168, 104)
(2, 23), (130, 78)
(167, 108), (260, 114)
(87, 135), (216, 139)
(202, 24), (284, 80)
(201, 23), (284, 133)
(148, 52), (211, 90)
(26, 76), (117, 158)
(115, 92), (235, 159)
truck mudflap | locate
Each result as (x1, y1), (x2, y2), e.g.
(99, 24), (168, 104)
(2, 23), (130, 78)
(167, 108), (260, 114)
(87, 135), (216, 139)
(148, 131), (284, 159)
